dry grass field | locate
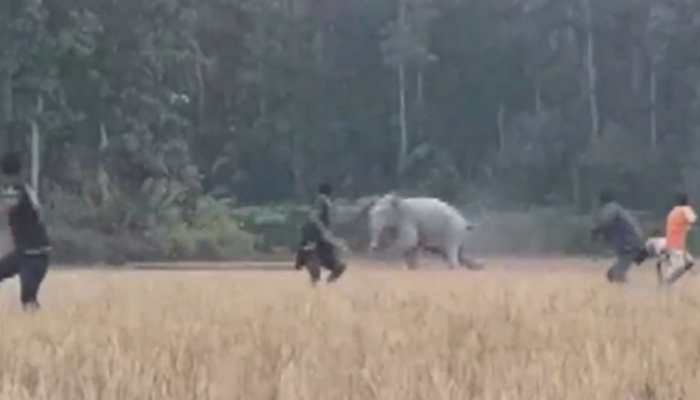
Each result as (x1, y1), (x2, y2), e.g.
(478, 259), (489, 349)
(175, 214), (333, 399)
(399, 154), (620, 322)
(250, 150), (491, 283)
(0, 257), (698, 399)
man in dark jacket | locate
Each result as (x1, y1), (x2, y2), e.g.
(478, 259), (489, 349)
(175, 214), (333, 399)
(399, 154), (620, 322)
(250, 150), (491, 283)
(0, 152), (51, 310)
(591, 190), (648, 283)
(293, 182), (347, 285)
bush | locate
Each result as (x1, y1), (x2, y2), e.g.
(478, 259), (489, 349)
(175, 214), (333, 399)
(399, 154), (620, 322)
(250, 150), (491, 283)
(157, 196), (256, 260)
(42, 189), (257, 264)
(231, 204), (308, 252)
(49, 225), (163, 265)
(162, 221), (256, 260)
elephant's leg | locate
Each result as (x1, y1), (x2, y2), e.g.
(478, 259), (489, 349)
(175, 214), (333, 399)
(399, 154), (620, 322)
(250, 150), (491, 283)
(449, 233), (482, 270)
(460, 254), (484, 270)
(437, 239), (459, 269)
(394, 226), (419, 269)
(457, 243), (484, 270)
(424, 245), (453, 267)
(446, 247), (460, 269)
(404, 247), (420, 270)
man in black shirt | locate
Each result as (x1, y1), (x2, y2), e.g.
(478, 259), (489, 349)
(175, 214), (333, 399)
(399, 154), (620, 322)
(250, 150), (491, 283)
(294, 182), (347, 285)
(0, 152), (51, 311)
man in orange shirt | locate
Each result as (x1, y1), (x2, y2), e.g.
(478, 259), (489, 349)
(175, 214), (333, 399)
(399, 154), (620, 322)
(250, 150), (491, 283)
(661, 193), (697, 285)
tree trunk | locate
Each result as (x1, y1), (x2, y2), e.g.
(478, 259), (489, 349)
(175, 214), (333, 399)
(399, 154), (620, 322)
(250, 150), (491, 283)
(30, 95), (43, 195)
(192, 40), (206, 137)
(571, 161), (581, 210)
(290, 132), (306, 199)
(649, 63), (658, 151)
(565, 4), (577, 49)
(97, 122), (111, 204)
(397, 62), (408, 182)
(582, 0), (600, 145)
(632, 45), (642, 95)
(0, 63), (11, 150)
(416, 69), (424, 107)
(313, 26), (324, 67)
(0, 0), (12, 151)
(415, 69), (425, 140)
(253, 15), (267, 121)
(396, 0), (408, 184)
(0, 65), (12, 257)
(30, 123), (39, 190)
(534, 78), (543, 114)
(497, 102), (506, 156)
(257, 46), (267, 120)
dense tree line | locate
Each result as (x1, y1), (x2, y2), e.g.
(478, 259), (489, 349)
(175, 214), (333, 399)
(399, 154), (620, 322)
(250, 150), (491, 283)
(3, 0), (700, 260)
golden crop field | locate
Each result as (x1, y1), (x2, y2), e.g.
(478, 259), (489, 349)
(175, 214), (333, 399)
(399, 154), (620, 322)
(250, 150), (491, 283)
(0, 257), (698, 400)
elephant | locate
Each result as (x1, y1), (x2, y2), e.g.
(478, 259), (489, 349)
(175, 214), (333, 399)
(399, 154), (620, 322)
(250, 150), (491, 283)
(367, 193), (484, 270)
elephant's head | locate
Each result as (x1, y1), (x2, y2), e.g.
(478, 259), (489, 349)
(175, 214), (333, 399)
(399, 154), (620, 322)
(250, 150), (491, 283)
(368, 193), (402, 251)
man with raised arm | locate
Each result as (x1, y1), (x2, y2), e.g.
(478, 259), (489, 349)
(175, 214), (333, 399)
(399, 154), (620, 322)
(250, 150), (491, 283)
(0, 152), (51, 310)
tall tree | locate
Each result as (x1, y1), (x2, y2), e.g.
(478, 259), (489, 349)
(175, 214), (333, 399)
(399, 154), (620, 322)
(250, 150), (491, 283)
(381, 0), (437, 185)
(645, 0), (677, 151)
(581, 0), (600, 146)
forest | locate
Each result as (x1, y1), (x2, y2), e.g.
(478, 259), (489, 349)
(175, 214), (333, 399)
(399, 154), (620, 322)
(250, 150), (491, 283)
(2, 0), (700, 262)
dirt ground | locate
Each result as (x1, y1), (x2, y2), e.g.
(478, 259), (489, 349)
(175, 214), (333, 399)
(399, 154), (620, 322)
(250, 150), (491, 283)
(45, 254), (686, 291)
(124, 254), (642, 276)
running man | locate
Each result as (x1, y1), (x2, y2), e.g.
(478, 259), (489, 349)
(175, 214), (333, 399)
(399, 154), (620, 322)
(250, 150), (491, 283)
(591, 190), (648, 284)
(293, 182), (347, 285)
(659, 193), (696, 285)
(0, 152), (51, 310)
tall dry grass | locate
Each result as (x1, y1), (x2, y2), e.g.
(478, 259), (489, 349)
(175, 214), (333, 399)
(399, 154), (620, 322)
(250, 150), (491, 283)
(0, 258), (698, 399)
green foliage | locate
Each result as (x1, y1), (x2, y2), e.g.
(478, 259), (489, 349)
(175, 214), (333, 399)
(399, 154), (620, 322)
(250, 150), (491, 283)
(50, 225), (161, 265)
(45, 187), (256, 263)
(163, 221), (255, 261)
(231, 204), (309, 252)
(162, 196), (256, 260)
(5, 0), (700, 262)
